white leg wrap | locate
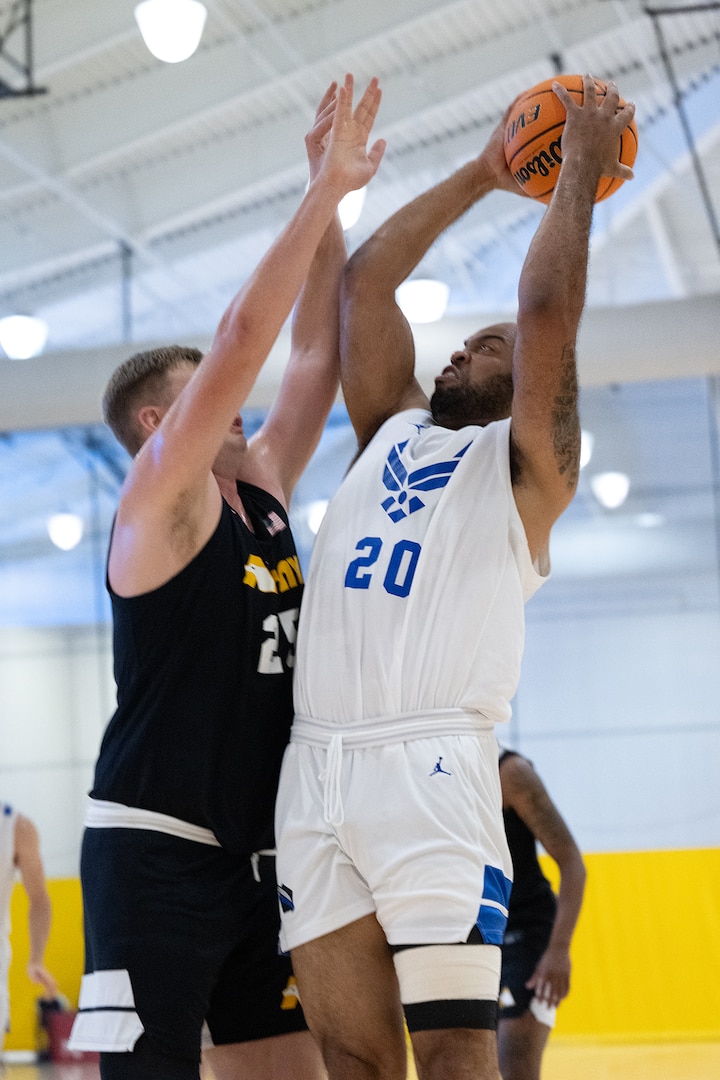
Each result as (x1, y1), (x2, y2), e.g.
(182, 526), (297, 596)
(393, 944), (501, 1004)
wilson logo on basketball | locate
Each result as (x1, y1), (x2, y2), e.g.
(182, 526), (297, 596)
(512, 135), (563, 188)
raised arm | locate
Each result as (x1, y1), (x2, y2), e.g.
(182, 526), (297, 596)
(14, 814), (58, 1000)
(339, 113), (519, 450)
(510, 76), (635, 558)
(254, 83), (352, 502)
(126, 75), (385, 512)
(500, 755), (586, 1008)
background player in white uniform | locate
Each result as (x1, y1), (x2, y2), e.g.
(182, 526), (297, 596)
(0, 805), (57, 1052)
(275, 76), (635, 1080)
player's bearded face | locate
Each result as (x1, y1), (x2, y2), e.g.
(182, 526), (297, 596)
(430, 371), (514, 429)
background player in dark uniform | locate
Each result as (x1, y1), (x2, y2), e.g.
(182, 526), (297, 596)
(67, 76), (385, 1080)
(498, 748), (586, 1080)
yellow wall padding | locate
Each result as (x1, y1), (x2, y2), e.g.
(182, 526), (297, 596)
(4, 849), (720, 1051)
(544, 847), (720, 1042)
(5, 878), (85, 1053)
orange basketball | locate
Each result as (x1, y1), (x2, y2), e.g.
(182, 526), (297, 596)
(504, 74), (638, 203)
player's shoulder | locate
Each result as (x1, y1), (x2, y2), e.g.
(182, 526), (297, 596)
(499, 749), (537, 787)
(378, 405), (434, 435)
(235, 445), (288, 512)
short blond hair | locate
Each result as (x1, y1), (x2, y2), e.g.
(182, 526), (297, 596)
(102, 345), (203, 455)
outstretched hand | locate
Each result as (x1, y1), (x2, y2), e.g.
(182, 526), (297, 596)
(553, 73), (636, 183)
(305, 81), (339, 182)
(313, 74), (386, 197)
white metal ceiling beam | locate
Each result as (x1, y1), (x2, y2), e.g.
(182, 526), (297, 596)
(0, 0), (716, 336)
(644, 196), (687, 298)
(0, 1), (657, 208)
(2, 294), (719, 431)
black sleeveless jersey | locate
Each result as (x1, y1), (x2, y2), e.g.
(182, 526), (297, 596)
(500, 750), (557, 935)
(91, 483), (303, 854)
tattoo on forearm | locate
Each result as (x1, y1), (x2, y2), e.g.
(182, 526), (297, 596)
(552, 346), (580, 489)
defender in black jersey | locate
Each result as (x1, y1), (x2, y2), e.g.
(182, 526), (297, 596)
(68, 76), (386, 1080)
(498, 749), (586, 1080)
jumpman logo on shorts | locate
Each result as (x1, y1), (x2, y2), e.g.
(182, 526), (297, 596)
(429, 756), (452, 777)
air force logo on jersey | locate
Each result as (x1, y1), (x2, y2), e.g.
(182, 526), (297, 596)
(381, 438), (471, 522)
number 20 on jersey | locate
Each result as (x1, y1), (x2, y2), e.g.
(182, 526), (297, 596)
(344, 536), (422, 599)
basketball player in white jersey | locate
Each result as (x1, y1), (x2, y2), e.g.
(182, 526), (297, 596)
(275, 76), (635, 1079)
(0, 805), (57, 1051)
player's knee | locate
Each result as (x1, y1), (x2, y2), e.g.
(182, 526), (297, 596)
(393, 943), (501, 1033)
(497, 1015), (547, 1080)
(498, 1038), (543, 1080)
(316, 1030), (406, 1079)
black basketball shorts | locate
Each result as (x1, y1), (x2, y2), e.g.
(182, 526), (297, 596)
(74, 827), (307, 1065)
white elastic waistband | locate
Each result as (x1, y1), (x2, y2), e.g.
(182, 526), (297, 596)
(83, 798), (221, 847)
(292, 711), (492, 830)
(291, 709), (491, 749)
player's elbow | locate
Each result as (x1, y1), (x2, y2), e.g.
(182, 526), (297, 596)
(517, 282), (585, 342)
(341, 244), (378, 305)
(214, 300), (255, 349)
(27, 884), (52, 910)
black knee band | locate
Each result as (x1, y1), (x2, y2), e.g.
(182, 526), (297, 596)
(405, 998), (498, 1032)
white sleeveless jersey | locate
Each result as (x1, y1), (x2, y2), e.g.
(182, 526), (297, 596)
(0, 803), (17, 1030)
(294, 410), (548, 734)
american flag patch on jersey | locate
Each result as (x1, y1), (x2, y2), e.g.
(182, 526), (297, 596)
(263, 510), (286, 536)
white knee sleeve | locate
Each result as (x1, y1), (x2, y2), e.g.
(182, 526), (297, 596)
(393, 944), (501, 1032)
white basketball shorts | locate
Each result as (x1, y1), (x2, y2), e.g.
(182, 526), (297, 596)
(275, 731), (512, 953)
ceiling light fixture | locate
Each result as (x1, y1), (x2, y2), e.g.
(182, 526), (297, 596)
(0, 314), (48, 359)
(590, 471), (631, 509)
(338, 187), (366, 231)
(134, 0), (208, 63)
(47, 512), (84, 551)
(636, 512), (664, 528)
(579, 429), (594, 469)
(396, 279), (450, 324)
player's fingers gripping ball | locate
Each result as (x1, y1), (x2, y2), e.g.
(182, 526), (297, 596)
(504, 74), (638, 203)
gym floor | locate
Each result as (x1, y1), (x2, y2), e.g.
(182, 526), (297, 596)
(3, 1041), (720, 1080)
(538, 1040), (720, 1080)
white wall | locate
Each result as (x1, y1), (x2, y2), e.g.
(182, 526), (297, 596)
(508, 606), (720, 853)
(0, 625), (113, 878)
